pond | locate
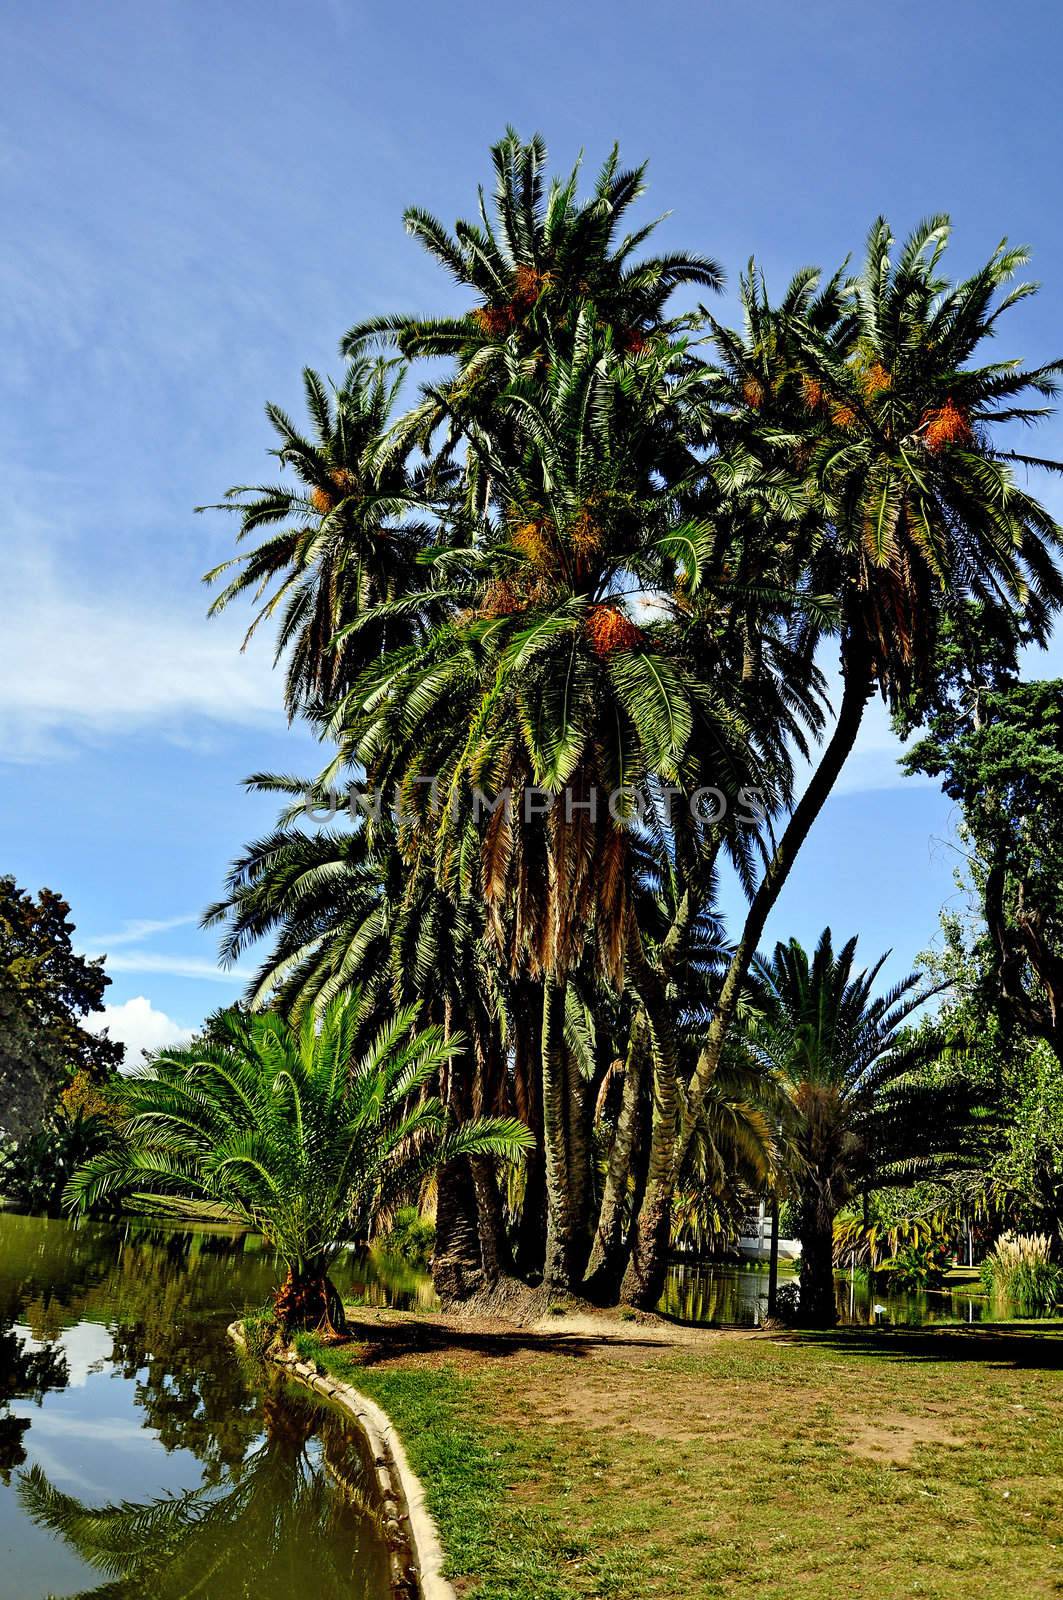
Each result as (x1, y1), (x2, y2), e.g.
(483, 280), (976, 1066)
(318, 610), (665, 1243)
(0, 1211), (410, 1600)
(659, 1260), (1011, 1328)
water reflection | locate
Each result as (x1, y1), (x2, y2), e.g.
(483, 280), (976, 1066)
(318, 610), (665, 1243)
(660, 1261), (1016, 1327)
(18, 1387), (390, 1600)
(0, 1213), (396, 1600)
(0, 1326), (67, 1481)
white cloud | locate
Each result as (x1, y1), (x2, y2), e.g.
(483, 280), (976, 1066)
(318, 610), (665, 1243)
(81, 914), (250, 985)
(0, 543), (282, 762)
(88, 996), (194, 1064)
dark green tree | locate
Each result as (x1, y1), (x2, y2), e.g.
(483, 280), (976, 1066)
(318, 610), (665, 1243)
(0, 877), (122, 1144)
(907, 678), (1063, 1063)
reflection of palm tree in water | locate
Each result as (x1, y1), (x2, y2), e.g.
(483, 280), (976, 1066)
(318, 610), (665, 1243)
(18, 1382), (396, 1599)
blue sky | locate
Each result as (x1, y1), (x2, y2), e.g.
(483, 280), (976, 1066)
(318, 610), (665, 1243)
(3, 1), (1062, 1058)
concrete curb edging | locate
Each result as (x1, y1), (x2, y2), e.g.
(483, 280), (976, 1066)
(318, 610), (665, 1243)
(227, 1321), (455, 1600)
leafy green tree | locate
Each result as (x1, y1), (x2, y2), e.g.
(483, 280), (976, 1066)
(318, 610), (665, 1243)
(913, 890), (1063, 1238)
(745, 929), (977, 1325)
(907, 678), (1063, 1063)
(65, 993), (531, 1332)
(0, 876), (122, 1144)
(0, 1107), (115, 1217)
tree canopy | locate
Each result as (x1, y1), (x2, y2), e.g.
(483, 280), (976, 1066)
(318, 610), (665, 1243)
(0, 875), (122, 1144)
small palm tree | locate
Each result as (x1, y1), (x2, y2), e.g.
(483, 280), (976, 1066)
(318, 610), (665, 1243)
(65, 994), (531, 1333)
(746, 930), (973, 1325)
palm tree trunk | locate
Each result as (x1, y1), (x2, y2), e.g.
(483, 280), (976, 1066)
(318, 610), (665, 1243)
(799, 1198), (839, 1327)
(541, 974), (572, 1289)
(767, 1194), (780, 1319)
(274, 1266), (348, 1336)
(584, 1016), (645, 1296)
(470, 1017), (514, 1284)
(565, 1024), (591, 1282)
(471, 1156), (512, 1283)
(432, 1158), (485, 1304)
(513, 987), (547, 1277)
(622, 642), (874, 1308)
(431, 1001), (486, 1304)
(619, 967), (682, 1308)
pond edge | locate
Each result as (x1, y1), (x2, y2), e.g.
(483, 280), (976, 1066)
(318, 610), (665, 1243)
(227, 1320), (455, 1600)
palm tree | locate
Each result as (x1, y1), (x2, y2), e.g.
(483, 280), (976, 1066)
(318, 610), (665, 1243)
(342, 128), (722, 491)
(202, 776), (404, 1025)
(336, 331), (781, 1289)
(200, 358), (436, 721)
(745, 929), (974, 1325)
(64, 994), (531, 1333)
(625, 218), (1063, 1307)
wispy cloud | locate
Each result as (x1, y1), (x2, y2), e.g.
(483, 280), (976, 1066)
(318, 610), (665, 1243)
(0, 540), (282, 762)
(88, 913), (200, 947)
(88, 951), (252, 983)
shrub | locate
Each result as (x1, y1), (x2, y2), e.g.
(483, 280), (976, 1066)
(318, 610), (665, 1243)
(0, 1110), (115, 1217)
(375, 1205), (435, 1268)
(242, 1308), (279, 1361)
(883, 1233), (953, 1293)
(980, 1233), (1063, 1315)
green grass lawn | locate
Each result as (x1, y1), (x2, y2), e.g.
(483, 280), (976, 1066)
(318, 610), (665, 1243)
(300, 1319), (1063, 1600)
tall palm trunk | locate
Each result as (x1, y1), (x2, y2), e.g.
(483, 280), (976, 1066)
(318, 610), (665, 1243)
(798, 1188), (839, 1327)
(622, 641), (874, 1308)
(471, 1157), (512, 1282)
(512, 988), (547, 1276)
(431, 1001), (485, 1303)
(470, 1019), (514, 1284)
(619, 961), (682, 1307)
(565, 1022), (592, 1281)
(541, 974), (572, 1288)
(584, 1016), (646, 1295)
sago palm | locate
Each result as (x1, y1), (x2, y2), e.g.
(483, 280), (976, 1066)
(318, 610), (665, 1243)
(65, 994), (531, 1332)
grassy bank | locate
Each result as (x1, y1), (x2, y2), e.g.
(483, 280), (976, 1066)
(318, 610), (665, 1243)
(297, 1317), (1063, 1600)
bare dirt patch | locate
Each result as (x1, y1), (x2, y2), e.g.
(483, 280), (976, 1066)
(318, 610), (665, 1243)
(846, 1410), (963, 1464)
